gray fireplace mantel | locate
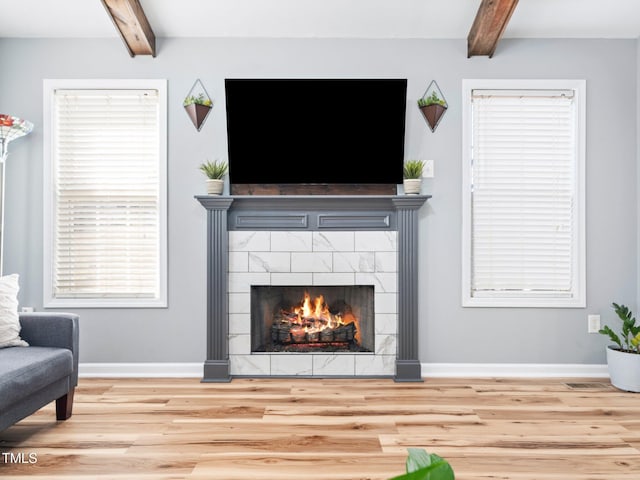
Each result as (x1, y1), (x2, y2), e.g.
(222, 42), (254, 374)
(196, 194), (430, 382)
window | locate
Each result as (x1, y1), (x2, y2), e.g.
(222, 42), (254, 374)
(43, 79), (167, 308)
(462, 79), (585, 308)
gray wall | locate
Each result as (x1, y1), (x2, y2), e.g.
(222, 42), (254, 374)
(0, 37), (636, 364)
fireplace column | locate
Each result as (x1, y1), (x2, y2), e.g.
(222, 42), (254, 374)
(196, 196), (234, 382)
(393, 197), (426, 382)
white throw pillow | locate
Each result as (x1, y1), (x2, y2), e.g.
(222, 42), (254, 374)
(0, 274), (28, 348)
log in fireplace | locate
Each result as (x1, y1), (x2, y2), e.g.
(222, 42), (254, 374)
(251, 286), (374, 353)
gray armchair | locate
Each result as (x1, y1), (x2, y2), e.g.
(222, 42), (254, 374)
(0, 312), (79, 432)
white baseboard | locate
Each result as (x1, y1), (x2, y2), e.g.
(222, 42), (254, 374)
(421, 363), (609, 378)
(79, 362), (609, 379)
(79, 363), (202, 378)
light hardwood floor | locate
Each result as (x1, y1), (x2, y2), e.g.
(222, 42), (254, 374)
(0, 377), (639, 479)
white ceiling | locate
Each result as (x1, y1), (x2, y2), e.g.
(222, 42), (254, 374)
(1, 0), (639, 40)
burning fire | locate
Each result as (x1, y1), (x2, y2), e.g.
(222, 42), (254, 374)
(284, 292), (360, 343)
(294, 293), (341, 329)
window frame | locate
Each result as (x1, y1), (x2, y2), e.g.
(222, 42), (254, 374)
(43, 79), (168, 308)
(461, 79), (586, 308)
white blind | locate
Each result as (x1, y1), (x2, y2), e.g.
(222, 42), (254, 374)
(52, 89), (161, 300)
(470, 90), (576, 298)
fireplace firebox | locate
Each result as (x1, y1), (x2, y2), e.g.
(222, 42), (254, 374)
(251, 285), (374, 353)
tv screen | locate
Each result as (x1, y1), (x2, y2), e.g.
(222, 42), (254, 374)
(224, 78), (407, 185)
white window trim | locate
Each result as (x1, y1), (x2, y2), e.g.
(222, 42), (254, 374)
(461, 79), (586, 308)
(43, 79), (168, 308)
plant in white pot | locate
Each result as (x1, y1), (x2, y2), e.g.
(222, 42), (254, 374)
(403, 160), (425, 195)
(599, 302), (640, 392)
(199, 159), (228, 195)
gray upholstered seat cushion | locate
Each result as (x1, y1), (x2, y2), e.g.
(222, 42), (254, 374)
(0, 346), (73, 412)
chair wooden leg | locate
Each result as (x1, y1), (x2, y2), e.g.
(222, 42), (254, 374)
(56, 388), (75, 420)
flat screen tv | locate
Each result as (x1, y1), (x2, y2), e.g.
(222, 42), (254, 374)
(224, 78), (407, 189)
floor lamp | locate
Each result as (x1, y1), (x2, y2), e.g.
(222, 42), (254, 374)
(0, 114), (33, 275)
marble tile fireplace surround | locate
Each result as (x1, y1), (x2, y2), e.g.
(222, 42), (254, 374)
(196, 195), (429, 382)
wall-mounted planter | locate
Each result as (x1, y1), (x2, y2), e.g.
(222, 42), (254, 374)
(420, 105), (447, 132)
(419, 104), (447, 132)
(184, 79), (213, 131)
(185, 103), (212, 131)
(418, 80), (447, 132)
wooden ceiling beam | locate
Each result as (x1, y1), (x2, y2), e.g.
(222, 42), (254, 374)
(467, 0), (519, 58)
(101, 0), (156, 57)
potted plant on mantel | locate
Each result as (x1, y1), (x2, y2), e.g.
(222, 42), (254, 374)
(403, 159), (425, 195)
(599, 302), (640, 393)
(199, 159), (228, 195)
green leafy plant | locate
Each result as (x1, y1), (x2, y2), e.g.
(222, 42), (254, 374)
(199, 159), (228, 180)
(417, 91), (446, 108)
(403, 160), (426, 179)
(389, 448), (455, 480)
(184, 93), (213, 107)
(599, 303), (640, 354)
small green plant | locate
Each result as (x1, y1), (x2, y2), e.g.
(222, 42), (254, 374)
(417, 91), (446, 108)
(199, 159), (228, 180)
(403, 160), (425, 179)
(184, 93), (213, 107)
(389, 448), (455, 480)
(599, 303), (640, 354)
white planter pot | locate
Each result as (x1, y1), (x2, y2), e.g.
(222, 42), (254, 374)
(606, 346), (640, 393)
(403, 178), (422, 195)
(206, 179), (224, 195)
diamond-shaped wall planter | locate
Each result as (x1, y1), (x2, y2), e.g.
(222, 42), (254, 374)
(418, 80), (447, 132)
(184, 79), (213, 131)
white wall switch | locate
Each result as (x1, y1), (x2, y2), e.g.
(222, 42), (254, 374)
(422, 159), (434, 178)
(588, 314), (600, 333)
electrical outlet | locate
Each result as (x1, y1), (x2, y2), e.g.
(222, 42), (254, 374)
(588, 314), (600, 333)
(21, 307), (35, 313)
(422, 159), (434, 178)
